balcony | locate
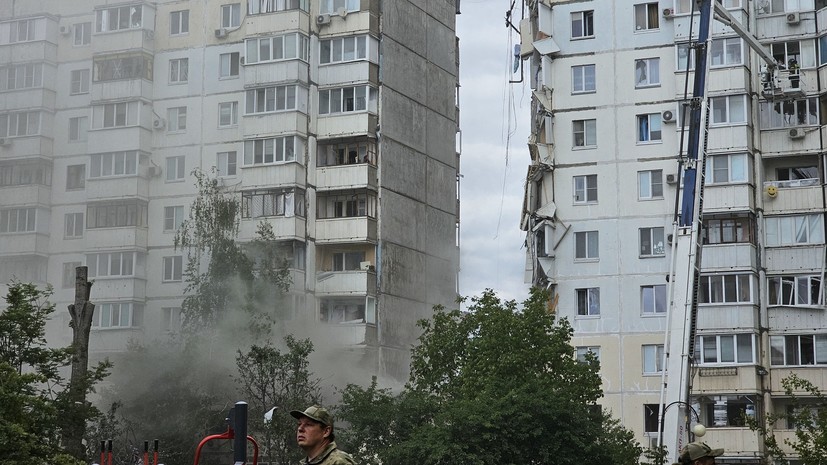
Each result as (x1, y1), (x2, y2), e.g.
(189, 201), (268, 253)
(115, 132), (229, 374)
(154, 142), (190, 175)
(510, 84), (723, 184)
(316, 9), (378, 36)
(243, 112), (308, 138)
(677, 67), (750, 98)
(91, 78), (153, 102)
(0, 40), (57, 64)
(0, 184), (51, 206)
(755, 10), (817, 40)
(315, 164), (376, 191)
(92, 28), (155, 55)
(762, 179), (823, 214)
(317, 112), (377, 139)
(689, 428), (760, 456)
(693, 365), (762, 393)
(87, 126), (152, 151)
(318, 61), (377, 87)
(309, 321), (377, 347)
(706, 125), (753, 153)
(702, 183), (754, 213)
(85, 227), (148, 250)
(238, 215), (306, 242)
(89, 326), (144, 354)
(242, 60), (310, 87)
(315, 270), (376, 295)
(697, 304), (759, 331)
(315, 217), (377, 243)
(700, 243), (756, 271)
(0, 136), (53, 159)
(240, 162), (306, 189)
(760, 127), (821, 157)
(769, 366), (827, 393)
(244, 9), (310, 35)
(0, 232), (50, 256)
(89, 277), (147, 301)
(765, 244), (826, 273)
(0, 88), (56, 112)
(86, 175), (149, 201)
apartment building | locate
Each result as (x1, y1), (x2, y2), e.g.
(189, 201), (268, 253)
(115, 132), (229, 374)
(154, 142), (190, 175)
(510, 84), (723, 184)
(0, 0), (460, 382)
(519, 0), (826, 461)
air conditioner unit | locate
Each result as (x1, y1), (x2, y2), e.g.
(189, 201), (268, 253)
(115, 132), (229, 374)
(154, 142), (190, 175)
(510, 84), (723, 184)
(667, 233), (674, 245)
(214, 28), (228, 38)
(359, 261), (372, 271)
(0, 138), (9, 147)
(662, 8), (675, 18)
(786, 12), (800, 24)
(666, 173), (678, 184)
(153, 118), (166, 130)
(239, 56), (245, 65)
(59, 25), (71, 35)
(316, 14), (331, 25)
(788, 127), (805, 139)
(662, 110), (675, 123)
(147, 165), (162, 177)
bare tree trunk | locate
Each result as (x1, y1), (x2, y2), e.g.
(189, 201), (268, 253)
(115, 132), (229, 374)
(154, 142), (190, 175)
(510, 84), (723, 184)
(63, 266), (95, 460)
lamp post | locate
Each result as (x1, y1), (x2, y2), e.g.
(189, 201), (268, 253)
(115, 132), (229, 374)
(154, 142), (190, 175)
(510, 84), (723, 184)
(655, 400), (704, 465)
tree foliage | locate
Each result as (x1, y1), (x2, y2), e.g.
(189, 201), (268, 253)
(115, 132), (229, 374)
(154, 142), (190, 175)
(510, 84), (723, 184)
(748, 373), (827, 465)
(0, 282), (108, 465)
(336, 289), (641, 465)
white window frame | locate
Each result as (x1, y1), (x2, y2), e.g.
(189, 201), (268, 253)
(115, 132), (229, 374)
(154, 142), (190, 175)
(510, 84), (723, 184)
(318, 85), (377, 115)
(710, 95), (747, 125)
(638, 169), (663, 200)
(1, 63), (44, 91)
(698, 273), (753, 304)
(576, 287), (600, 316)
(573, 119), (597, 147)
(573, 174), (597, 204)
(0, 111), (40, 137)
(162, 256), (183, 282)
(243, 136), (300, 165)
(759, 97), (819, 128)
(642, 344), (664, 374)
(765, 214), (824, 247)
(218, 101), (238, 127)
(705, 153), (748, 184)
(166, 156), (186, 182)
(637, 113), (662, 143)
(9, 19), (37, 43)
(221, 3), (241, 28)
(65, 212), (84, 238)
(167, 106), (187, 132)
(73, 22), (91, 46)
(170, 10), (189, 35)
(161, 307), (182, 332)
(710, 37), (743, 67)
(89, 151), (138, 178)
(219, 52), (240, 78)
(634, 3), (659, 31)
(245, 85), (297, 114)
(0, 208), (36, 233)
(87, 251), (138, 278)
(575, 346), (601, 364)
(320, 0), (359, 15)
(245, 33), (310, 64)
(62, 262), (81, 288)
(70, 69), (90, 95)
(66, 164), (85, 189)
(574, 230), (599, 260)
(571, 64), (596, 93)
(95, 5), (143, 33)
(770, 334), (827, 366)
(767, 275), (823, 306)
(163, 206), (184, 232)
(639, 226), (665, 257)
(696, 334), (756, 365)
(217, 151), (237, 177)
(641, 284), (667, 314)
(248, 0), (309, 14)
(169, 58), (189, 84)
(320, 35), (369, 64)
(571, 10), (594, 39)
(92, 302), (140, 329)
(69, 116), (88, 142)
(635, 58), (660, 88)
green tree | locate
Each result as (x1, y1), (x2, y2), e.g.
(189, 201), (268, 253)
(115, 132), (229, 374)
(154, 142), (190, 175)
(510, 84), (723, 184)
(337, 289), (641, 465)
(0, 282), (108, 465)
(748, 373), (827, 465)
(235, 336), (322, 465)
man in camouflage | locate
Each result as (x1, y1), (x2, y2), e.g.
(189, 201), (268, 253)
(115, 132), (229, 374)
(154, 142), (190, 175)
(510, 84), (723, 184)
(291, 405), (357, 465)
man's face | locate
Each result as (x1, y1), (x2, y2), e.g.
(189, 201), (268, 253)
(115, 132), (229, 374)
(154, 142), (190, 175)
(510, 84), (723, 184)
(296, 417), (329, 450)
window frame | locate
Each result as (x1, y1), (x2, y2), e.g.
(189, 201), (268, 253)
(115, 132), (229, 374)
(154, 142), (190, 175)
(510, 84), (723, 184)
(635, 57), (660, 88)
(170, 10), (189, 36)
(219, 52), (240, 78)
(165, 155), (186, 182)
(637, 113), (663, 143)
(576, 287), (600, 317)
(66, 164), (86, 189)
(163, 206), (184, 232)
(162, 255), (183, 282)
(571, 10), (594, 39)
(572, 119), (597, 148)
(169, 58), (189, 84)
(89, 151), (138, 178)
(710, 95), (747, 125)
(765, 214), (825, 247)
(574, 230), (599, 261)
(634, 3), (660, 32)
(218, 101), (239, 127)
(220, 3), (241, 28)
(642, 344), (665, 374)
(639, 226), (665, 257)
(73, 22), (91, 46)
(705, 153), (748, 184)
(696, 333), (756, 365)
(68, 116), (88, 142)
(767, 274), (823, 307)
(243, 136), (301, 166)
(573, 174), (598, 204)
(641, 284), (667, 315)
(638, 169), (663, 200)
(571, 64), (596, 94)
(698, 273), (753, 304)
(217, 151), (238, 177)
(167, 106), (187, 132)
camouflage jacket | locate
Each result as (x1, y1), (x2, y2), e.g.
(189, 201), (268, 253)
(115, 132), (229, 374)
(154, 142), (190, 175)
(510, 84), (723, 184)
(302, 442), (357, 465)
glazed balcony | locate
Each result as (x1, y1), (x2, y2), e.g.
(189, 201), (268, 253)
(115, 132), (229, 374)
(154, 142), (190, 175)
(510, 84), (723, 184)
(0, 88), (56, 112)
(697, 304), (759, 331)
(0, 184), (51, 206)
(92, 28), (155, 55)
(242, 111), (308, 138)
(315, 269), (376, 295)
(702, 183), (755, 213)
(316, 112), (377, 139)
(239, 162), (306, 190)
(700, 243), (757, 271)
(86, 175), (149, 201)
(0, 232), (49, 256)
(85, 227), (148, 250)
(242, 60), (309, 86)
(764, 244), (826, 273)
(88, 277), (147, 301)
(91, 78), (153, 102)
(315, 216), (376, 243)
(238, 215), (306, 242)
(315, 164), (376, 191)
(0, 40), (57, 64)
(0, 135), (53, 159)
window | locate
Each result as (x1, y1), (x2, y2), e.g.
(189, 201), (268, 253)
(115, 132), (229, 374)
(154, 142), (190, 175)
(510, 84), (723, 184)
(169, 58), (188, 83)
(217, 151), (237, 177)
(8, 19), (36, 43)
(644, 404), (661, 433)
(220, 3), (241, 28)
(575, 231), (599, 260)
(102, 103), (128, 128)
(89, 151), (138, 178)
(245, 85), (297, 113)
(167, 107), (187, 132)
(634, 3), (659, 31)
(705, 153), (747, 184)
(317, 140), (377, 166)
(320, 35), (369, 64)
(166, 156), (185, 182)
(92, 303), (142, 329)
(679, 0), (741, 13)
(73, 22), (91, 45)
(703, 216), (753, 244)
(219, 52), (240, 78)
(95, 5), (142, 32)
(635, 58), (660, 87)
(637, 113), (662, 142)
(772, 39), (817, 69)
(765, 214), (824, 247)
(93, 53), (153, 81)
(70, 69), (90, 95)
(66, 164), (85, 189)
(161, 307), (182, 332)
(640, 227), (665, 257)
(243, 136), (301, 165)
(242, 189), (306, 218)
(571, 11), (594, 39)
(163, 256), (183, 282)
(770, 334), (827, 366)
(163, 206), (184, 232)
(0, 111), (40, 137)
(0, 161), (51, 187)
(64, 212), (84, 238)
(576, 288), (600, 316)
(86, 202), (148, 228)
(696, 334), (755, 364)
(170, 10), (189, 35)
(698, 273), (752, 304)
(711, 37), (743, 67)
(642, 344), (664, 374)
(332, 251), (366, 271)
(759, 98), (819, 128)
(641, 285), (667, 314)
(69, 117), (88, 142)
(0, 208), (36, 233)
(245, 33), (310, 64)
(249, 0), (309, 14)
(218, 102), (238, 127)
(62, 262), (81, 288)
(319, 85), (378, 114)
(317, 192), (376, 219)
(320, 0), (359, 14)
(638, 170), (663, 200)
(571, 64), (596, 93)
(573, 119), (596, 147)
(320, 297), (370, 323)
(87, 251), (142, 277)
(573, 174), (597, 203)
(768, 275), (822, 306)
(575, 346), (600, 364)
(777, 165), (818, 183)
(1, 63), (43, 91)
(710, 95), (747, 124)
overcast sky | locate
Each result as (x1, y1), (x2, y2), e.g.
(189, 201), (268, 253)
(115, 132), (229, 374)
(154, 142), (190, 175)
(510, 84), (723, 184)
(455, 0), (533, 303)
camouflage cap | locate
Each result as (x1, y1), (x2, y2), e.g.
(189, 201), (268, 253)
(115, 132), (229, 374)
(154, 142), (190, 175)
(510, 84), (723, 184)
(290, 405), (334, 428)
(680, 442), (724, 462)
